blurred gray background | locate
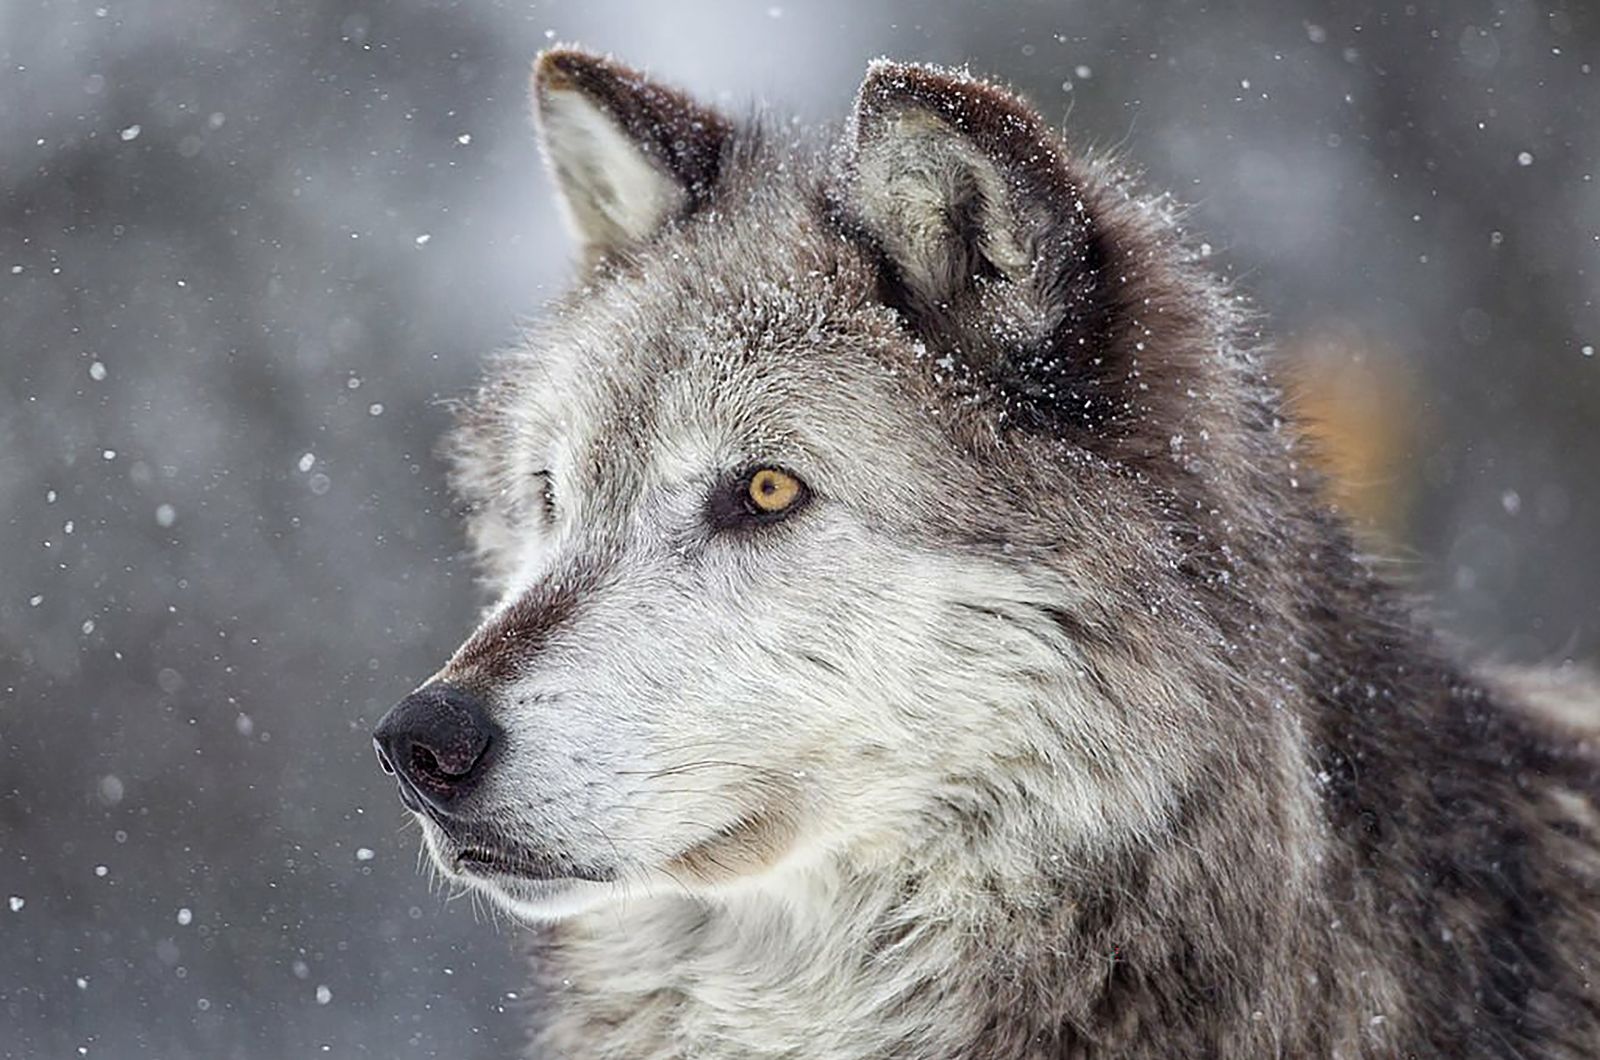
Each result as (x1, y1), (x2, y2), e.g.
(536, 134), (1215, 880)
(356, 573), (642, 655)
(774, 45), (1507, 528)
(2, 1), (1596, 1056)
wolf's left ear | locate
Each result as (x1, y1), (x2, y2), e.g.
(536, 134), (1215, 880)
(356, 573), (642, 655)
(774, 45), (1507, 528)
(533, 48), (732, 260)
(843, 62), (1116, 413)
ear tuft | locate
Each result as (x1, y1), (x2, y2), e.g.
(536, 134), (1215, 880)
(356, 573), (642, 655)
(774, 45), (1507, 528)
(843, 61), (1140, 436)
(847, 60), (1093, 318)
(532, 48), (732, 261)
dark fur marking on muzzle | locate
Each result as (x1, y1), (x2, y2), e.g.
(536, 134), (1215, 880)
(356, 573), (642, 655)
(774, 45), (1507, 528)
(444, 560), (607, 686)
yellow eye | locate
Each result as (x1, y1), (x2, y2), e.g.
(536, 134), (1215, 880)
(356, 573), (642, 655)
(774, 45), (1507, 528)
(746, 467), (804, 514)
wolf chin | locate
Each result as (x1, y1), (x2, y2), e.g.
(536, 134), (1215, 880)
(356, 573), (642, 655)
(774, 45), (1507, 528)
(370, 48), (1600, 1058)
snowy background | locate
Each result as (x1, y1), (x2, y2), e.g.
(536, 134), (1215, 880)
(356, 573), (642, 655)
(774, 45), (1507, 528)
(2, 1), (1597, 1056)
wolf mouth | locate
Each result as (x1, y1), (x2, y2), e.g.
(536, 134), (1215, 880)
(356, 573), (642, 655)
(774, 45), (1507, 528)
(451, 843), (614, 884)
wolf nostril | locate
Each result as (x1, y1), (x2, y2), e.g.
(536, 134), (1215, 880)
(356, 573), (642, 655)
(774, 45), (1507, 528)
(409, 741), (475, 783)
(372, 737), (396, 776)
(371, 684), (498, 808)
(411, 743), (439, 779)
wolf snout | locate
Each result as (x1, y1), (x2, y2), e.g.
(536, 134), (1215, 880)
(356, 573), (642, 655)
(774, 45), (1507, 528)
(372, 684), (499, 812)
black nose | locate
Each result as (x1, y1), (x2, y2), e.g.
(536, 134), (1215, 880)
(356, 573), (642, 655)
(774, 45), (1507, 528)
(372, 684), (497, 812)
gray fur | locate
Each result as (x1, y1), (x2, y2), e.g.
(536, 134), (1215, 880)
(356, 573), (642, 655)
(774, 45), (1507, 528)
(390, 49), (1600, 1058)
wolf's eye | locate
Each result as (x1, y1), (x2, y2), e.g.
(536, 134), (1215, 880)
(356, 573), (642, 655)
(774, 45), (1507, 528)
(747, 467), (804, 514)
(707, 466), (810, 530)
(532, 469), (556, 521)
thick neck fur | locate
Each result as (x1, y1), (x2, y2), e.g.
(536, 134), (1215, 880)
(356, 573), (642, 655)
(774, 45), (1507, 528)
(532, 796), (1319, 1058)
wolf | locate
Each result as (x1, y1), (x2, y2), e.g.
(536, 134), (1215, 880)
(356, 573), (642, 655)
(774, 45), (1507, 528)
(371, 48), (1600, 1058)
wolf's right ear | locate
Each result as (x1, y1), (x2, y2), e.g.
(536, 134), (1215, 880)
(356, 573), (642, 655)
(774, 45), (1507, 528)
(839, 62), (1144, 440)
(842, 62), (1103, 331)
(532, 48), (732, 261)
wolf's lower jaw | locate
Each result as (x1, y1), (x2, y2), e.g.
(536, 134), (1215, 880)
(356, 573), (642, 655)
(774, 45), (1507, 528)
(472, 840), (814, 927)
(481, 876), (619, 923)
(443, 804), (807, 923)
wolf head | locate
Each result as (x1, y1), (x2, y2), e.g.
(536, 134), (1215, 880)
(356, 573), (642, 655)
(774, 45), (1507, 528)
(374, 49), (1286, 921)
